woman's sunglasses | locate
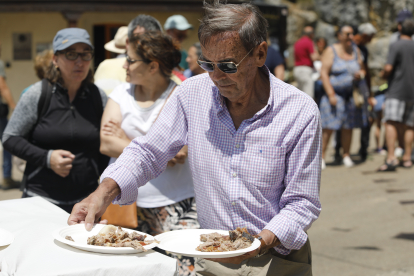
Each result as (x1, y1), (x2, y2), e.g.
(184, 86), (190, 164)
(61, 51), (94, 61)
(197, 47), (254, 74)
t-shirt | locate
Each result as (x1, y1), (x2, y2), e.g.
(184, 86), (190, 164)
(294, 36), (314, 67)
(265, 46), (284, 75)
(94, 58), (127, 95)
(0, 60), (6, 78)
(386, 39), (414, 101)
(109, 81), (195, 208)
(389, 31), (414, 46)
(179, 50), (188, 70)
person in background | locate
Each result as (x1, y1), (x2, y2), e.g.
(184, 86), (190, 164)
(353, 23), (377, 161)
(94, 26), (128, 95)
(315, 37), (327, 56)
(2, 28), (109, 212)
(378, 19), (414, 171)
(100, 31), (198, 276)
(0, 42), (18, 190)
(184, 42), (206, 78)
(21, 49), (54, 97)
(319, 25), (366, 169)
(164, 15), (193, 70)
(265, 42), (284, 80)
(293, 25), (320, 98)
(313, 37), (328, 106)
(389, 9), (414, 45)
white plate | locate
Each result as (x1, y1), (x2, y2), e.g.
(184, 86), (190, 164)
(0, 228), (14, 247)
(53, 224), (158, 254)
(156, 229), (260, 258)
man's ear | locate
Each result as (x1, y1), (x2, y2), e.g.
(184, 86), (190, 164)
(255, 41), (268, 67)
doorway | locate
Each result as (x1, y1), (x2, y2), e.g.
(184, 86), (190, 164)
(93, 23), (125, 70)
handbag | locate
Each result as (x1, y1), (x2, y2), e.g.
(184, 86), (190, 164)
(101, 203), (138, 229)
(352, 84), (364, 108)
(101, 83), (177, 229)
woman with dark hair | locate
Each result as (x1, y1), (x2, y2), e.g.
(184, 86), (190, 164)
(319, 25), (367, 169)
(2, 28), (108, 212)
(100, 31), (198, 276)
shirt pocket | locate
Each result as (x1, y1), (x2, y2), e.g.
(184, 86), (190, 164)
(241, 144), (286, 188)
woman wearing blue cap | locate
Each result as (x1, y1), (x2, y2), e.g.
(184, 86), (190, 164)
(2, 28), (109, 213)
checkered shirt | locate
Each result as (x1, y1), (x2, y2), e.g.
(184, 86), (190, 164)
(101, 67), (322, 255)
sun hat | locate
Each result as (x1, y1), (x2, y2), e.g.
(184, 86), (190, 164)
(396, 9), (413, 23)
(164, 15), (193, 31)
(104, 26), (128, 54)
(358, 23), (377, 36)
(53, 28), (93, 53)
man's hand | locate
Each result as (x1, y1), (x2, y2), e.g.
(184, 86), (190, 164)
(68, 178), (121, 231)
(206, 229), (280, 264)
(50, 150), (75, 177)
(368, 96), (377, 107)
(167, 145), (188, 167)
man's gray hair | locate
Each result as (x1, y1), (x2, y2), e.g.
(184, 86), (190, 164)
(198, 1), (268, 52)
(128, 15), (162, 39)
(401, 18), (414, 37)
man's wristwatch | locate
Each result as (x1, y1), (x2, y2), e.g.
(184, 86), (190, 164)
(255, 235), (269, 258)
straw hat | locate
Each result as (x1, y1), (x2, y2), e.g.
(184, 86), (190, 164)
(104, 26), (128, 54)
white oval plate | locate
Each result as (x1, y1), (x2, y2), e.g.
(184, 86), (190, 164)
(156, 229), (260, 258)
(53, 224), (158, 254)
(0, 228), (14, 247)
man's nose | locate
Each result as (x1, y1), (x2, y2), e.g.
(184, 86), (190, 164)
(210, 65), (226, 81)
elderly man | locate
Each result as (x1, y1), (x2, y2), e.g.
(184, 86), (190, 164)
(69, 2), (321, 275)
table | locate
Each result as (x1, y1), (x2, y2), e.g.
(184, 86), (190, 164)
(0, 197), (177, 276)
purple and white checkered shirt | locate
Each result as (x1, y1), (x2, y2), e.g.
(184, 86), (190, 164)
(101, 67), (322, 255)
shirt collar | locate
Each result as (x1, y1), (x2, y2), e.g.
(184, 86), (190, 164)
(212, 65), (274, 119)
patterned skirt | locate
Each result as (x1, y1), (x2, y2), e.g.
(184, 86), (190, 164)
(320, 94), (368, 130)
(135, 197), (199, 276)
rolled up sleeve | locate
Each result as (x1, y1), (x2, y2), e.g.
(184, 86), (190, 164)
(264, 104), (322, 254)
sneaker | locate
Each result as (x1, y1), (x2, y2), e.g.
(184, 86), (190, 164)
(0, 178), (21, 190)
(321, 159), (326, 170)
(343, 156), (354, 167)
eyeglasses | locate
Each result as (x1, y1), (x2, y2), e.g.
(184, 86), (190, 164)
(126, 55), (143, 65)
(61, 51), (94, 61)
(197, 47), (254, 74)
(342, 32), (354, 37)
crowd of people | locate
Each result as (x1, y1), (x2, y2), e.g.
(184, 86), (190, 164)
(0, 2), (412, 275)
(291, 10), (414, 172)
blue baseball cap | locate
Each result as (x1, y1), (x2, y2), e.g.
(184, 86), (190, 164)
(164, 15), (193, 31)
(53, 28), (94, 53)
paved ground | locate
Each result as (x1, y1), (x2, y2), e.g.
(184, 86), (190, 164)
(0, 128), (413, 275)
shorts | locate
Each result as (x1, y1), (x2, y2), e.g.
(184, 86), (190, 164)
(383, 98), (414, 127)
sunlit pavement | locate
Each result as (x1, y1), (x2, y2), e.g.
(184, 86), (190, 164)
(0, 127), (413, 275)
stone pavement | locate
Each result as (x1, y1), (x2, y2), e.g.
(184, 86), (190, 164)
(0, 129), (413, 276)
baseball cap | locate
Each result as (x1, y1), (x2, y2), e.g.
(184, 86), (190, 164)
(104, 26), (128, 54)
(53, 28), (93, 53)
(164, 15), (193, 31)
(358, 23), (377, 35)
(396, 9), (413, 23)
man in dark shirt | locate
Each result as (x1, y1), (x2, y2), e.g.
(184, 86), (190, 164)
(353, 23), (376, 161)
(265, 45), (284, 80)
(378, 19), (414, 171)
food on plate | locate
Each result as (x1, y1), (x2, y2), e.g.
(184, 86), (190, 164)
(196, 227), (255, 252)
(86, 225), (156, 252)
(65, 235), (74, 242)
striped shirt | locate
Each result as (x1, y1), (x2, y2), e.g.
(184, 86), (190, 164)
(101, 67), (322, 255)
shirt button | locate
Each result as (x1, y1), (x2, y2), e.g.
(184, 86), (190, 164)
(232, 202), (236, 206)
(235, 144), (240, 148)
(232, 172), (237, 177)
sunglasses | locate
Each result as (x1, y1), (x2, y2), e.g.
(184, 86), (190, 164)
(197, 47), (254, 74)
(61, 51), (94, 61)
(126, 55), (143, 65)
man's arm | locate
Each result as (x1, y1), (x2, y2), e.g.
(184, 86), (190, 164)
(264, 103), (321, 251)
(0, 76), (16, 109)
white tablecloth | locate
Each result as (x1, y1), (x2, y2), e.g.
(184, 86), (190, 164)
(0, 197), (177, 276)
